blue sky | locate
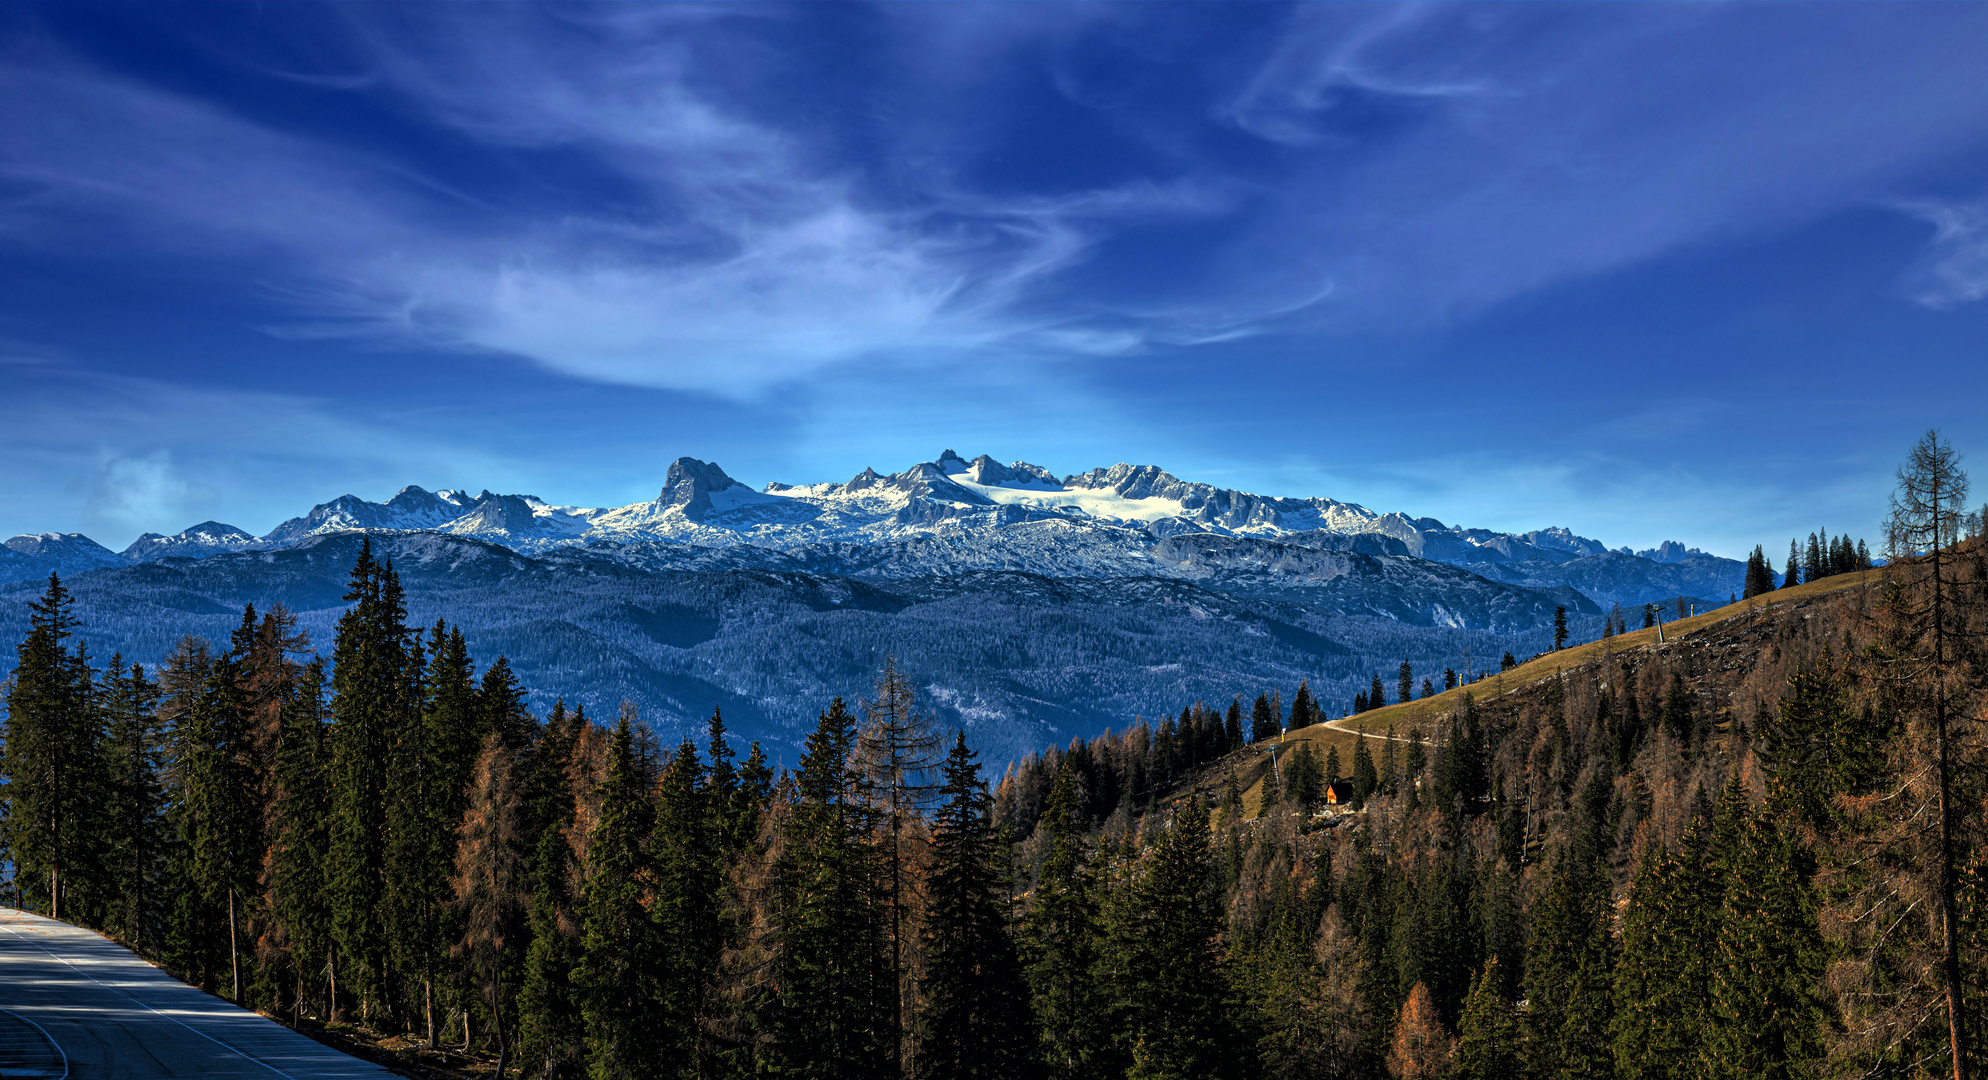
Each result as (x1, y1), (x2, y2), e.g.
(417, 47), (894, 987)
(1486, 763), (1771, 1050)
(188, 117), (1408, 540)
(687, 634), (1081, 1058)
(4, 2), (1988, 556)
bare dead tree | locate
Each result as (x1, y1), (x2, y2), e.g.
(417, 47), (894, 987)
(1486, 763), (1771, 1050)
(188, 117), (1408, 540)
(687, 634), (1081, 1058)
(854, 657), (941, 1076)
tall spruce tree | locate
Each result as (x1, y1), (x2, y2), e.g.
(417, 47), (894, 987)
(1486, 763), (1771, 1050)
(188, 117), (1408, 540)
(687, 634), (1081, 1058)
(1454, 958), (1522, 1080)
(1109, 795), (1238, 1079)
(775, 697), (891, 1080)
(269, 658), (334, 1022)
(327, 541), (415, 1020)
(1702, 804), (1825, 1080)
(652, 739), (719, 1073)
(1611, 838), (1708, 1080)
(1023, 763), (1104, 1079)
(2, 574), (106, 921)
(389, 621), (483, 1046)
(1524, 859), (1613, 1080)
(578, 716), (662, 1080)
(102, 657), (166, 950)
(1251, 694), (1278, 743)
(172, 641), (262, 1001)
(1350, 736), (1378, 808)
(917, 733), (1035, 1080)
(517, 701), (585, 1079)
(1290, 681), (1318, 731)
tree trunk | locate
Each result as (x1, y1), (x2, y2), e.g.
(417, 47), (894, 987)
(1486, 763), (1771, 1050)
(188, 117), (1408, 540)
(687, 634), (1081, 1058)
(491, 965), (507, 1080)
(1937, 693), (1968, 1080)
(328, 945), (340, 1025)
(228, 889), (241, 1003)
(424, 975), (436, 1049)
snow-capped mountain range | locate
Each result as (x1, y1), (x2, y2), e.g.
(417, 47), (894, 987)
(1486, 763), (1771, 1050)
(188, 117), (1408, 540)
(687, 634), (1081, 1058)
(0, 452), (1752, 761)
(2, 450), (1732, 609)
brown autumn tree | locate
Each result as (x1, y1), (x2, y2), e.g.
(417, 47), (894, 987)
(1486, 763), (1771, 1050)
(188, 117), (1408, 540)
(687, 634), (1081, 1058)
(452, 731), (527, 1079)
(1388, 981), (1454, 1080)
(1826, 429), (1982, 1080)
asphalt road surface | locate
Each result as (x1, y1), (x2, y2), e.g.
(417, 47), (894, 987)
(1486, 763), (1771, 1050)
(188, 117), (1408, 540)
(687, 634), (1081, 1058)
(0, 907), (395, 1078)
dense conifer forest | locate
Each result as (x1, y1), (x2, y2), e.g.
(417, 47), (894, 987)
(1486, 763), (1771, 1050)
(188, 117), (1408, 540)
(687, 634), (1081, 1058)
(2, 431), (1984, 1080)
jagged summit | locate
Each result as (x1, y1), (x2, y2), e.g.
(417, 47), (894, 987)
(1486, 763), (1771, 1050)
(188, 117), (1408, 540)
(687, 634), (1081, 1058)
(2, 449), (1746, 608)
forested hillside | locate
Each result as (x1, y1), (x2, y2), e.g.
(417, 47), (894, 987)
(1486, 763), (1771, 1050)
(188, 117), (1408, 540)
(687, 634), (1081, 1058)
(1, 433), (1981, 1080)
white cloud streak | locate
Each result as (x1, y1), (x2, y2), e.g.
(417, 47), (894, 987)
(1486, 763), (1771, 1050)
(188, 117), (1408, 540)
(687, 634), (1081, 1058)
(1897, 198), (1988, 309)
(1214, 3), (1988, 329)
(2, 1), (1987, 412)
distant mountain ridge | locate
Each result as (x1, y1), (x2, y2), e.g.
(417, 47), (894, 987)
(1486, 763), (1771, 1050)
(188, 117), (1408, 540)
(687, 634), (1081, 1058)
(3, 450), (1741, 610)
(0, 452), (1747, 762)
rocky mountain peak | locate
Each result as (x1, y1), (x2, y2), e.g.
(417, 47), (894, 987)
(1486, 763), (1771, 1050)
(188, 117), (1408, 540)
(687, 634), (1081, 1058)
(658, 457), (744, 521)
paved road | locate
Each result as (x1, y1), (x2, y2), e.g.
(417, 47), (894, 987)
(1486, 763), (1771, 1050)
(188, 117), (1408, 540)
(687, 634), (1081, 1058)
(0, 907), (395, 1078)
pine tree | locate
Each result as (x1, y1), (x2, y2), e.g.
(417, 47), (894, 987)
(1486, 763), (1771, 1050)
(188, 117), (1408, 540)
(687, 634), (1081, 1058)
(775, 697), (891, 1079)
(1398, 661), (1414, 707)
(269, 659), (334, 1022)
(917, 733), (1035, 1080)
(703, 707), (744, 851)
(236, 604), (307, 1010)
(1251, 694), (1278, 743)
(1553, 607), (1569, 651)
(101, 657), (166, 950)
(1224, 697), (1244, 750)
(2, 574), (107, 922)
(327, 542), (415, 1019)
(1290, 681), (1317, 731)
(1351, 737), (1378, 808)
(1611, 839), (1707, 1080)
(173, 640), (262, 1001)
(1702, 804), (1825, 1080)
(518, 701), (585, 1079)
(1454, 958), (1521, 1080)
(1784, 539), (1801, 588)
(388, 621), (481, 1046)
(1325, 744), (1342, 784)
(1023, 763), (1104, 1080)
(1743, 545), (1775, 599)
(578, 716), (662, 1080)
(480, 655), (533, 755)
(1285, 741), (1322, 807)
(1525, 859), (1613, 1080)
(652, 739), (719, 1072)
(1110, 796), (1238, 1079)
(1371, 674), (1387, 709)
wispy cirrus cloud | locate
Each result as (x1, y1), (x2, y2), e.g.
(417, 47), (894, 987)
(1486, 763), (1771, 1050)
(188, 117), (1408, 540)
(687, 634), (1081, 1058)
(1896, 197), (1988, 310)
(0, 6), (1230, 396)
(1208, 3), (1988, 331)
